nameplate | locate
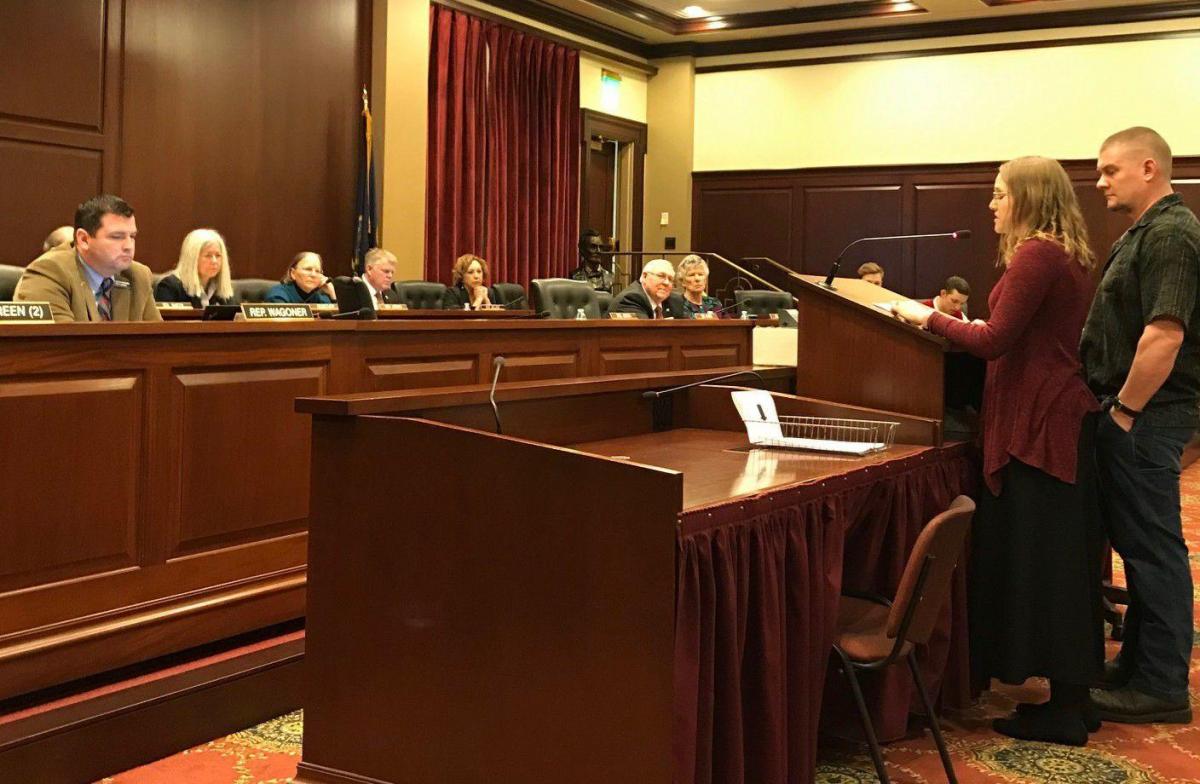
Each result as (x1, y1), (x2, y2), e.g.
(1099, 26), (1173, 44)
(240, 303), (314, 320)
(478, 304), (506, 311)
(377, 303), (409, 311)
(310, 303), (338, 314)
(156, 302), (193, 310)
(0, 301), (53, 323)
(608, 312), (638, 320)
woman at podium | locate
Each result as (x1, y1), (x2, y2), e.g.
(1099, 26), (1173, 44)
(893, 156), (1101, 746)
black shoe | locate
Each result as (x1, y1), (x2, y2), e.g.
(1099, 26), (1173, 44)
(993, 709), (1088, 746)
(1089, 686), (1192, 724)
(1015, 701), (1101, 733)
(1093, 659), (1131, 690)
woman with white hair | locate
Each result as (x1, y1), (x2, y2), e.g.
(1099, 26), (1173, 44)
(676, 254), (722, 318)
(155, 228), (234, 307)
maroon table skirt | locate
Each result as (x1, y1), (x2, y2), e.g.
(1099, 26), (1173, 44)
(674, 445), (976, 784)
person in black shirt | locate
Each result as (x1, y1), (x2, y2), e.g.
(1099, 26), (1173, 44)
(569, 229), (613, 293)
(155, 228), (233, 307)
(1082, 127), (1200, 725)
(442, 253), (493, 309)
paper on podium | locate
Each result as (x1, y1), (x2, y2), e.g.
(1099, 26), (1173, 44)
(732, 389), (885, 455)
(732, 390), (783, 445)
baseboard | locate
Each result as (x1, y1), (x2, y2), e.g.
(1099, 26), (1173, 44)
(0, 633), (304, 784)
(294, 761), (396, 784)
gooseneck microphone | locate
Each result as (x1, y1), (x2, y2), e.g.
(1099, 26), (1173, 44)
(642, 369), (766, 400)
(821, 229), (972, 290)
(490, 356), (506, 434)
(329, 306), (377, 320)
(502, 294), (527, 310)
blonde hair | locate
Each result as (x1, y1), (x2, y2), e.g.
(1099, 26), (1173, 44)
(997, 157), (1096, 270)
(175, 229), (233, 299)
(452, 253), (489, 286)
(677, 254), (709, 278)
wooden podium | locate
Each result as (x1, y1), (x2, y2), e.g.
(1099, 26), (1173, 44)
(292, 369), (942, 784)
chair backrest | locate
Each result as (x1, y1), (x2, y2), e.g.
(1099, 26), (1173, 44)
(0, 264), (24, 300)
(596, 290), (612, 318)
(231, 278), (277, 304)
(490, 282), (526, 308)
(734, 289), (794, 317)
(392, 280), (448, 310)
(887, 494), (975, 645)
(151, 271), (168, 288)
(530, 278), (599, 319)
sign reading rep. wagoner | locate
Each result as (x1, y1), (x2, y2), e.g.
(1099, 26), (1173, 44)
(0, 301), (53, 324)
(240, 303), (314, 321)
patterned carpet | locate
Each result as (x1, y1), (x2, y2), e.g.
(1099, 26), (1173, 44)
(102, 466), (1200, 784)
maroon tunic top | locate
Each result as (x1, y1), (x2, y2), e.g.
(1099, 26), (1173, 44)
(927, 238), (1098, 494)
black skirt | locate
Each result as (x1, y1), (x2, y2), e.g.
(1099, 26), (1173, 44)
(969, 413), (1105, 686)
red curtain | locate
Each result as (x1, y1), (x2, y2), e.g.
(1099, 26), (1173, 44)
(425, 5), (488, 285)
(485, 26), (580, 285)
(425, 7), (580, 286)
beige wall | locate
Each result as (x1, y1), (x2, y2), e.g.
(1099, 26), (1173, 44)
(643, 57), (695, 252)
(694, 34), (1200, 171)
(374, 0), (428, 280)
(580, 54), (648, 123)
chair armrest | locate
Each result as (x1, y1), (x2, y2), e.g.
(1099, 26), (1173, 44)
(840, 588), (893, 607)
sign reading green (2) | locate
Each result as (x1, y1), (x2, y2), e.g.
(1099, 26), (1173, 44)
(0, 301), (53, 323)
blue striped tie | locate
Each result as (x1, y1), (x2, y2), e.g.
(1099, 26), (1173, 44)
(98, 278), (113, 321)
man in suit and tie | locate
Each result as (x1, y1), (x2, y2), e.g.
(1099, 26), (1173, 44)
(611, 258), (687, 319)
(360, 247), (400, 306)
(15, 194), (161, 323)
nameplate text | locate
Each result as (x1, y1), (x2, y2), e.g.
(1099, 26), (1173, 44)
(0, 301), (53, 323)
(241, 303), (314, 320)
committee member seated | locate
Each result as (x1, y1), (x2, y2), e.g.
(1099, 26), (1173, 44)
(15, 194), (161, 322)
(920, 276), (970, 321)
(442, 254), (493, 309)
(611, 258), (687, 319)
(677, 254), (722, 318)
(42, 225), (74, 253)
(265, 252), (335, 304)
(857, 261), (885, 286)
(360, 248), (400, 305)
(155, 228), (233, 307)
(569, 229), (613, 292)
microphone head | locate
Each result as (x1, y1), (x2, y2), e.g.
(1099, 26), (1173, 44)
(952, 229), (972, 240)
(641, 390), (658, 399)
(493, 355), (506, 368)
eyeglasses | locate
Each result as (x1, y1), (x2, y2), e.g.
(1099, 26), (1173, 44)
(647, 271), (674, 282)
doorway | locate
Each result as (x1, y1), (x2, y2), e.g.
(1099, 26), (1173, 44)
(580, 109), (647, 290)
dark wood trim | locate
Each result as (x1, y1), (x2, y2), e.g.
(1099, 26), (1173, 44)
(589, 0), (927, 35)
(0, 633), (303, 784)
(649, 0), (1200, 58)
(581, 109), (648, 253)
(694, 26), (1200, 73)
(437, 0), (658, 73)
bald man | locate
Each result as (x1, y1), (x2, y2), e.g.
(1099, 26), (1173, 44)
(1083, 127), (1200, 724)
(42, 225), (73, 252)
(610, 258), (686, 319)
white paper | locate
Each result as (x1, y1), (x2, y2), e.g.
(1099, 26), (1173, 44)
(731, 390), (783, 446)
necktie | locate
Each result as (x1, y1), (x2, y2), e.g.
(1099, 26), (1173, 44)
(654, 304), (663, 320)
(376, 291), (384, 306)
(98, 278), (113, 321)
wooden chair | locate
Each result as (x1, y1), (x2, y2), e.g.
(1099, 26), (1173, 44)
(832, 494), (975, 784)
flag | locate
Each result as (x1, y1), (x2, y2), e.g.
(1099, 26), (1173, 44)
(352, 85), (378, 276)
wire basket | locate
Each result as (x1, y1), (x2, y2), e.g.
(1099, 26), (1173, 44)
(743, 415), (899, 455)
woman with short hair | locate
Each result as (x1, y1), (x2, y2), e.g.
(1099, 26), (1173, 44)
(894, 156), (1102, 746)
(676, 254), (722, 318)
(265, 252), (335, 304)
(155, 228), (234, 307)
(442, 254), (492, 309)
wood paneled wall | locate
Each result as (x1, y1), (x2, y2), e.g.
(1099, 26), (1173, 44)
(0, 0), (368, 280)
(694, 159), (1200, 318)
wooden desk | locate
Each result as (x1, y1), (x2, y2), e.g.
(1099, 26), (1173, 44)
(0, 319), (762, 701)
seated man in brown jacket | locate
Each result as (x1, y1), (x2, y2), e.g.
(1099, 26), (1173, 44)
(15, 194), (161, 323)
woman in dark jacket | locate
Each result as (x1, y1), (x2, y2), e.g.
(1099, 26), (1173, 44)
(154, 228), (233, 307)
(265, 252), (335, 304)
(442, 254), (492, 310)
(894, 156), (1103, 746)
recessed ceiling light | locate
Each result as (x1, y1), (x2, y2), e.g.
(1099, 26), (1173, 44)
(681, 5), (710, 18)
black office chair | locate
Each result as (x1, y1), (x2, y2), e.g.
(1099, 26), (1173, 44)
(151, 271), (168, 288)
(392, 280), (448, 310)
(596, 290), (612, 318)
(231, 278), (277, 304)
(490, 282), (526, 309)
(0, 264), (24, 300)
(530, 278), (600, 319)
(734, 289), (794, 318)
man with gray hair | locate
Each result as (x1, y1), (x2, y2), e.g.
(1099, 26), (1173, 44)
(359, 247), (399, 306)
(1083, 127), (1200, 724)
(611, 258), (686, 319)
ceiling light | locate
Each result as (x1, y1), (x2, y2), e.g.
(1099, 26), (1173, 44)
(681, 5), (710, 18)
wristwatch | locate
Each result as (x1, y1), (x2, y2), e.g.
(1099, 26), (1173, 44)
(1110, 397), (1143, 419)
